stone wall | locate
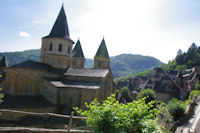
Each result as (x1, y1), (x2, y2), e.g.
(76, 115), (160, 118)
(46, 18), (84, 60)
(5, 68), (45, 95)
(40, 37), (74, 69)
(41, 54), (72, 69)
(94, 57), (110, 69)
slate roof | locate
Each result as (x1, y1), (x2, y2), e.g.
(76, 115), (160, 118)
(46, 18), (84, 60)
(50, 80), (102, 89)
(64, 67), (109, 78)
(11, 60), (65, 74)
(43, 6), (73, 43)
(0, 55), (8, 67)
(72, 40), (85, 58)
(95, 38), (109, 58)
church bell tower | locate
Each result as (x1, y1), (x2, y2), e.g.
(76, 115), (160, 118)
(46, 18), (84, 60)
(40, 5), (74, 69)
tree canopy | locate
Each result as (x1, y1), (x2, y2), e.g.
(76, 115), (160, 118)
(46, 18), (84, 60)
(74, 94), (166, 133)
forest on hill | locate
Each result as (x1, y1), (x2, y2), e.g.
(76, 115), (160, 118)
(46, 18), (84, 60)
(0, 49), (163, 78)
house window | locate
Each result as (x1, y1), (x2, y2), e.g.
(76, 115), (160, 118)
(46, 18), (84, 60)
(44, 48), (46, 52)
(49, 43), (53, 51)
(10, 84), (14, 94)
(58, 44), (62, 52)
(27, 86), (32, 95)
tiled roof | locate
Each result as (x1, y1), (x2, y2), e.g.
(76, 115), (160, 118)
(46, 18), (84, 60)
(72, 40), (85, 58)
(11, 60), (65, 74)
(95, 38), (109, 58)
(50, 80), (102, 89)
(64, 68), (109, 78)
(43, 6), (73, 43)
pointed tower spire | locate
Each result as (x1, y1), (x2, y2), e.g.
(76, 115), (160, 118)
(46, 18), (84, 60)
(94, 38), (110, 69)
(72, 39), (85, 68)
(73, 39), (85, 58)
(44, 5), (72, 41)
(95, 38), (109, 58)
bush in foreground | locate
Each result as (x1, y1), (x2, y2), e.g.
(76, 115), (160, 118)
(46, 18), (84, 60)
(74, 94), (166, 133)
(137, 88), (156, 103)
(167, 98), (185, 121)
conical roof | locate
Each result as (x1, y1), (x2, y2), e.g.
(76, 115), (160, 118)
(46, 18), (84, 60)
(72, 40), (85, 58)
(0, 55), (8, 67)
(43, 5), (73, 42)
(95, 38), (109, 58)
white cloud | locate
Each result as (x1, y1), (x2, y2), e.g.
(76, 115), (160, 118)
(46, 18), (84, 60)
(19, 31), (31, 37)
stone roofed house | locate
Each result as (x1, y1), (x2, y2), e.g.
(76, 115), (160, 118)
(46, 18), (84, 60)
(4, 5), (115, 111)
(176, 66), (200, 99)
(140, 68), (182, 102)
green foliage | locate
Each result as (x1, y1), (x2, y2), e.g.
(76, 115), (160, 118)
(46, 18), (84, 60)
(120, 87), (132, 102)
(135, 69), (150, 77)
(137, 89), (156, 103)
(114, 75), (134, 83)
(167, 98), (185, 121)
(189, 90), (200, 100)
(159, 43), (200, 72)
(0, 88), (3, 104)
(74, 94), (166, 133)
(195, 82), (200, 90)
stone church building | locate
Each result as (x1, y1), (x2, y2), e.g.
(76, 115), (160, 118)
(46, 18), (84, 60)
(4, 5), (115, 109)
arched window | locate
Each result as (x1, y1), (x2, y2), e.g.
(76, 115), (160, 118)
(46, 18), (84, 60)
(49, 43), (53, 51)
(58, 44), (62, 52)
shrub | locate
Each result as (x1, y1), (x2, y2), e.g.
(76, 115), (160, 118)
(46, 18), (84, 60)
(137, 88), (156, 103)
(120, 86), (132, 102)
(189, 90), (200, 100)
(167, 98), (185, 121)
(74, 94), (166, 133)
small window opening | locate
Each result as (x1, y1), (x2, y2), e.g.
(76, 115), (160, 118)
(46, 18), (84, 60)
(49, 43), (53, 51)
(58, 44), (62, 52)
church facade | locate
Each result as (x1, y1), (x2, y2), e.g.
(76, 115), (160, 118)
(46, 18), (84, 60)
(4, 6), (115, 109)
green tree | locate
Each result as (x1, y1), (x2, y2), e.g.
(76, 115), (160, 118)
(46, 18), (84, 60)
(167, 98), (185, 121)
(74, 94), (165, 133)
(195, 82), (200, 90)
(137, 89), (156, 104)
(120, 86), (132, 102)
(189, 90), (200, 100)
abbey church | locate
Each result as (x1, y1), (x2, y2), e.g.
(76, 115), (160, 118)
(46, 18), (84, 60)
(4, 5), (115, 109)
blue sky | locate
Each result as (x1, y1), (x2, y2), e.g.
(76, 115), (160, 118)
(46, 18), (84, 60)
(1, 0), (200, 63)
